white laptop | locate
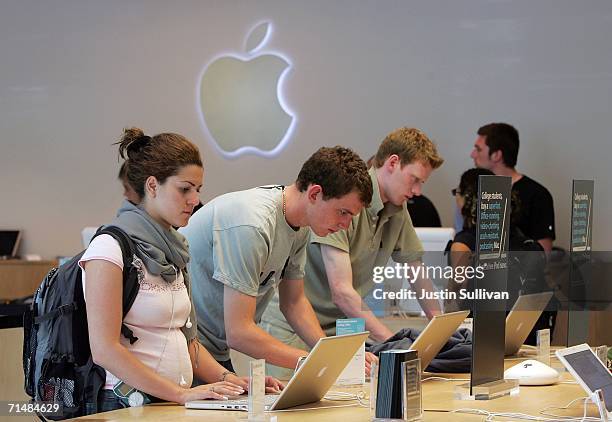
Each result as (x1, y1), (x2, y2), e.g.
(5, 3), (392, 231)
(556, 344), (612, 419)
(185, 332), (369, 411)
(409, 310), (470, 371)
(414, 227), (455, 253)
(505, 291), (554, 356)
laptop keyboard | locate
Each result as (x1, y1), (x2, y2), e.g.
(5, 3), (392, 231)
(223, 394), (279, 406)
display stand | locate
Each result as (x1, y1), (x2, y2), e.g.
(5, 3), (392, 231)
(454, 379), (519, 400)
(466, 175), (513, 401)
(248, 359), (265, 421)
(536, 329), (551, 366)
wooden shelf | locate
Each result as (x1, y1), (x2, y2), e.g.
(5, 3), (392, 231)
(0, 260), (57, 300)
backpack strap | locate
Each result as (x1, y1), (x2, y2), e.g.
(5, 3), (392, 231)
(93, 226), (140, 345)
(33, 303), (79, 323)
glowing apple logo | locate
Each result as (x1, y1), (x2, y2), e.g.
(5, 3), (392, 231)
(198, 22), (295, 158)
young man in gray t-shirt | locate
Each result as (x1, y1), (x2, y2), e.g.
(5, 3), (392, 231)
(181, 146), (373, 374)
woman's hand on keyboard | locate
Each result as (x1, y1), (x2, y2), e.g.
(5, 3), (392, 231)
(178, 381), (245, 403)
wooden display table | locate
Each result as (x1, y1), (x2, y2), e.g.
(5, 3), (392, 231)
(0, 260), (56, 300)
(75, 353), (601, 421)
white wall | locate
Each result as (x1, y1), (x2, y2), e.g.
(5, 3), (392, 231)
(1, 0), (611, 258)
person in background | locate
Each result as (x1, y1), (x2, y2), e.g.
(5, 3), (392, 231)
(181, 146), (375, 376)
(446, 168), (554, 344)
(118, 162), (141, 205)
(470, 123), (555, 253)
(446, 168), (497, 299)
(81, 127), (281, 414)
(261, 127), (444, 378)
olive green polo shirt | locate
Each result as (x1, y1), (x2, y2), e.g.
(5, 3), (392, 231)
(260, 167), (424, 336)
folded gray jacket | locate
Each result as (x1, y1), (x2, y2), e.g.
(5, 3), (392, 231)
(366, 328), (472, 373)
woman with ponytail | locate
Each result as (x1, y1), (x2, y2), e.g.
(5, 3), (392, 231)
(79, 128), (279, 414)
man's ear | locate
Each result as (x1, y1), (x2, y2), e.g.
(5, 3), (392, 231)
(306, 184), (323, 202)
(490, 150), (503, 163)
(383, 154), (400, 172)
(144, 175), (159, 198)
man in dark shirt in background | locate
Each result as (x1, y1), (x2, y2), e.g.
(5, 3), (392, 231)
(470, 123), (557, 343)
(470, 122), (555, 253)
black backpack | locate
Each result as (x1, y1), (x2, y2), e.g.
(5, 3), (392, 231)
(23, 226), (140, 420)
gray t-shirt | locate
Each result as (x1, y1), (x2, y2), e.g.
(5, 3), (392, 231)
(180, 186), (309, 361)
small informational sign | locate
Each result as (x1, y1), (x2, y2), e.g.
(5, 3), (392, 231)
(568, 180), (594, 346)
(536, 329), (551, 366)
(476, 176), (511, 264)
(335, 318), (366, 385)
(471, 175), (512, 394)
(401, 358), (423, 421)
(594, 345), (608, 367)
(248, 359), (265, 421)
(570, 180), (594, 253)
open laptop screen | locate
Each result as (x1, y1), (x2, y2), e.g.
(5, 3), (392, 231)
(563, 349), (612, 412)
(0, 230), (21, 258)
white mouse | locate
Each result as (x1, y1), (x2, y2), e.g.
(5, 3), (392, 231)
(504, 359), (560, 385)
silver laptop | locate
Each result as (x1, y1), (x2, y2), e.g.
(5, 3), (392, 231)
(185, 331), (369, 411)
(409, 310), (470, 371)
(505, 291), (554, 356)
(556, 344), (612, 419)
